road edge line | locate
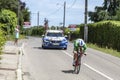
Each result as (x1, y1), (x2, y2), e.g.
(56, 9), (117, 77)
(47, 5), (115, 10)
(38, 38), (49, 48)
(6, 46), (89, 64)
(16, 43), (24, 80)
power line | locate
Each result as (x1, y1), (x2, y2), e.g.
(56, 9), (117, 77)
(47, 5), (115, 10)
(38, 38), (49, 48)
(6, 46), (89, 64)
(67, 0), (77, 9)
(45, 5), (63, 17)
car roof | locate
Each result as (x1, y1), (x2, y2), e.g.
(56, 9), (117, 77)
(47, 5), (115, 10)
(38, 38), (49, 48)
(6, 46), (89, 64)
(46, 30), (63, 33)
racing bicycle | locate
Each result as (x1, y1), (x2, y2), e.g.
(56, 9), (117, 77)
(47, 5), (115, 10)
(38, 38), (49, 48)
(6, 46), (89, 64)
(73, 52), (86, 74)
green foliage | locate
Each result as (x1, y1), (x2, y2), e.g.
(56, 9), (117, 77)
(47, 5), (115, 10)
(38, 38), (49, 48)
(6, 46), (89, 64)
(0, 29), (6, 54)
(64, 28), (70, 35)
(0, 0), (18, 12)
(31, 27), (44, 36)
(6, 34), (25, 41)
(50, 26), (56, 30)
(64, 26), (80, 41)
(80, 21), (120, 51)
(0, 0), (30, 55)
(70, 28), (80, 40)
(0, 0), (30, 28)
(0, 9), (17, 34)
(87, 43), (120, 58)
(114, 7), (120, 20)
(22, 8), (30, 22)
(23, 26), (45, 36)
(88, 0), (120, 22)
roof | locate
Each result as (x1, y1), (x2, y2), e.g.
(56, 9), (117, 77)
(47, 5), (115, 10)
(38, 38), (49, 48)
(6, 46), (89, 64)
(68, 24), (77, 28)
(46, 30), (63, 33)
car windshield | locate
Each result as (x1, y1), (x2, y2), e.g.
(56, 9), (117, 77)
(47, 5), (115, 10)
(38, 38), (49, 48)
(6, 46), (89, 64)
(46, 32), (63, 37)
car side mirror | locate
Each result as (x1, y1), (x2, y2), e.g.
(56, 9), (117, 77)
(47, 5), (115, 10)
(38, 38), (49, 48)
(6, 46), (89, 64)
(42, 35), (44, 37)
(65, 35), (68, 39)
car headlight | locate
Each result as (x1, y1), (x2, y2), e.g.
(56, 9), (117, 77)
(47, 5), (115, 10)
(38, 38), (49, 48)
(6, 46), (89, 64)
(44, 38), (49, 42)
(62, 39), (67, 42)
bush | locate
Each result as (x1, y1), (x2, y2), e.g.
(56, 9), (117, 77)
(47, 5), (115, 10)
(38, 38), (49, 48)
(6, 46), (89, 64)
(64, 25), (80, 41)
(23, 26), (45, 37)
(0, 29), (6, 54)
(80, 21), (120, 51)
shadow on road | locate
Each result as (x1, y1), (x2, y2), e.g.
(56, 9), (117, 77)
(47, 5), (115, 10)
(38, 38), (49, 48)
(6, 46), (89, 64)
(33, 47), (42, 49)
(62, 70), (74, 74)
(33, 47), (63, 50)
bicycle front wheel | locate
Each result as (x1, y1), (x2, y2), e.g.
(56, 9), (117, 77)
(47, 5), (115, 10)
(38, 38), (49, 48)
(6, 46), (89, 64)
(73, 64), (81, 74)
(76, 64), (81, 74)
(74, 56), (81, 74)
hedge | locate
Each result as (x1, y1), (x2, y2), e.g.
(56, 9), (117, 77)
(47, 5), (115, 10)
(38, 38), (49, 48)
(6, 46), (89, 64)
(80, 21), (120, 51)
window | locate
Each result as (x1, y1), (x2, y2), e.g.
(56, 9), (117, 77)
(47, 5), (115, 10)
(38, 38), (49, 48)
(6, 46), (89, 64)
(46, 32), (63, 37)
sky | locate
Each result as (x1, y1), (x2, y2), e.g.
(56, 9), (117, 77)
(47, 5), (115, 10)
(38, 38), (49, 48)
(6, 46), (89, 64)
(22, 0), (104, 27)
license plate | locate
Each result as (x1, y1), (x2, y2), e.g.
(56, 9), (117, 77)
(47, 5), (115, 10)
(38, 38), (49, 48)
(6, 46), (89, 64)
(53, 43), (59, 45)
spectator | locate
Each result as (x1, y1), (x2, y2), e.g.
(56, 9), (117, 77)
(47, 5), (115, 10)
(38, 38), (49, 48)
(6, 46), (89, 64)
(14, 25), (19, 45)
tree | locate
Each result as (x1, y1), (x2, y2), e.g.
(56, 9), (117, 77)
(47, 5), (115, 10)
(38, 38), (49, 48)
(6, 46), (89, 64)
(0, 0), (18, 12)
(0, 9), (17, 34)
(51, 26), (56, 30)
(88, 0), (120, 22)
(0, 0), (30, 27)
(22, 8), (30, 22)
(98, 10), (109, 21)
(88, 6), (108, 22)
(103, 0), (120, 16)
(114, 6), (120, 20)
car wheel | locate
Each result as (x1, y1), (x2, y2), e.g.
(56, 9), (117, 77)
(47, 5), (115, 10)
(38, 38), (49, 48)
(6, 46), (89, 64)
(42, 45), (44, 49)
(64, 47), (67, 50)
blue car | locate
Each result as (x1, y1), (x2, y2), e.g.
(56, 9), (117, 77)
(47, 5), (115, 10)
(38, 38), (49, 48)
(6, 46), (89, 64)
(42, 30), (68, 49)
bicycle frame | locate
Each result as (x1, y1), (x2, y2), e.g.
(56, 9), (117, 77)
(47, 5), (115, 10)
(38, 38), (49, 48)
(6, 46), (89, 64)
(73, 53), (83, 74)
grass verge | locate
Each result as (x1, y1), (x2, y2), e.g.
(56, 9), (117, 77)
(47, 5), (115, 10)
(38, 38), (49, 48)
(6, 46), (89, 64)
(87, 43), (120, 58)
(6, 34), (26, 41)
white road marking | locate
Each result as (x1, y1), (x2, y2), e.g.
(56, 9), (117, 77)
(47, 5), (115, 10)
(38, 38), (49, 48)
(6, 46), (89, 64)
(84, 63), (114, 80)
(62, 50), (73, 58)
(61, 50), (114, 80)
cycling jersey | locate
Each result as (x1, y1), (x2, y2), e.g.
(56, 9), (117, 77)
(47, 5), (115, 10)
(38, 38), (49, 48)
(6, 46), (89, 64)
(73, 39), (87, 53)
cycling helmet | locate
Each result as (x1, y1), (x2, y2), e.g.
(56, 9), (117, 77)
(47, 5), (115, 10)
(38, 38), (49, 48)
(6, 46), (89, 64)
(78, 39), (85, 47)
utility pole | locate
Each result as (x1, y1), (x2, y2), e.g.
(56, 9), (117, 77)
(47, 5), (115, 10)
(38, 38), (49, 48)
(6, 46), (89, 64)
(37, 11), (39, 27)
(17, 0), (20, 26)
(63, 1), (66, 33)
(84, 0), (88, 42)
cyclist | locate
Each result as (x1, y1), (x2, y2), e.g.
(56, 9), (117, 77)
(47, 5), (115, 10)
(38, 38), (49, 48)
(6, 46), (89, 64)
(73, 38), (87, 66)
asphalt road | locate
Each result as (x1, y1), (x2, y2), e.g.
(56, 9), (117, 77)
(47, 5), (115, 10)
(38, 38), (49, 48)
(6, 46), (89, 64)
(22, 37), (120, 80)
